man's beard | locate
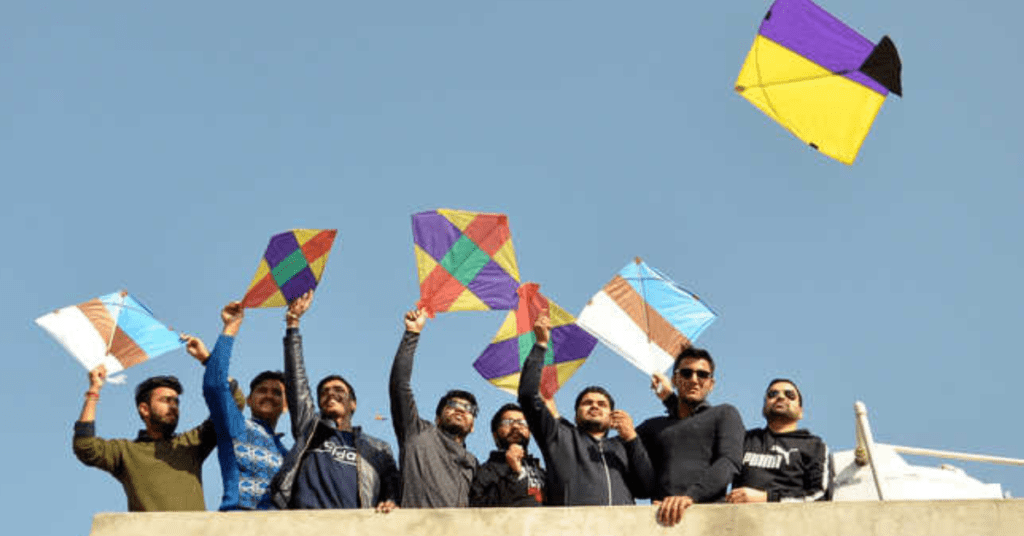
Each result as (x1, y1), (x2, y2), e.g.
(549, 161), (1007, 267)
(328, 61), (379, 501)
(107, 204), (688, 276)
(439, 419), (470, 438)
(152, 416), (178, 438)
(576, 418), (607, 435)
(497, 434), (530, 450)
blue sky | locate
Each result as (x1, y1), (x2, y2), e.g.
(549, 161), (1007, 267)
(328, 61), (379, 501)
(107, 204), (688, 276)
(3, 2), (1022, 534)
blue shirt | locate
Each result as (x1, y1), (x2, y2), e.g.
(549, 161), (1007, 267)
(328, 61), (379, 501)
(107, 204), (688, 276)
(291, 428), (360, 509)
(203, 335), (288, 510)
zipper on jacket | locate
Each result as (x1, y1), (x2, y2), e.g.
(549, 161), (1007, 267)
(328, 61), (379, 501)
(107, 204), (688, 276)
(598, 438), (612, 505)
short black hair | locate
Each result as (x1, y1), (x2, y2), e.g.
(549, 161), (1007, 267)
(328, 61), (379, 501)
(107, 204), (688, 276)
(490, 403), (524, 433)
(316, 374), (356, 402)
(135, 375), (183, 407)
(673, 346), (715, 375)
(436, 389), (478, 417)
(766, 378), (803, 407)
(574, 386), (615, 412)
(250, 370), (285, 393)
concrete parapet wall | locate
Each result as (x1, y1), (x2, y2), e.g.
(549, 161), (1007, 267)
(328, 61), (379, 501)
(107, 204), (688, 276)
(90, 499), (1024, 536)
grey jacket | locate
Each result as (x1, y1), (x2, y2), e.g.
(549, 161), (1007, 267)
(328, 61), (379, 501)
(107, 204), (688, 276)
(518, 343), (654, 505)
(269, 328), (399, 509)
(389, 331), (478, 508)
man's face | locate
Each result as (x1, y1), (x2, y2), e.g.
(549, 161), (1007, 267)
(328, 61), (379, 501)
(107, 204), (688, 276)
(318, 379), (356, 421)
(673, 357), (715, 405)
(493, 409), (530, 449)
(437, 397), (476, 437)
(763, 381), (803, 422)
(575, 392), (612, 432)
(249, 379), (286, 422)
(140, 386), (180, 436)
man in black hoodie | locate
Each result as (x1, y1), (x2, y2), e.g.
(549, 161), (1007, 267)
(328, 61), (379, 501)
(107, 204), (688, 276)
(469, 403), (546, 506)
(726, 378), (831, 503)
(638, 347), (745, 526)
(518, 312), (653, 506)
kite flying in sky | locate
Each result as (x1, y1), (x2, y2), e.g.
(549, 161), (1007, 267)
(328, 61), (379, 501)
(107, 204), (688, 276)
(35, 291), (182, 381)
(242, 229), (338, 308)
(473, 283), (598, 398)
(735, 0), (902, 164)
(412, 209), (520, 317)
(576, 259), (717, 376)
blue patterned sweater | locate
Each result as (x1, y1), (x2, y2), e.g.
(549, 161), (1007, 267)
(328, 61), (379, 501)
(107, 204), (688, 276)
(203, 335), (288, 510)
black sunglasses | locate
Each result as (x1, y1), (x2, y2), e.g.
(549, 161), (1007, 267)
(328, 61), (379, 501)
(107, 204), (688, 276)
(674, 368), (712, 380)
(767, 389), (798, 401)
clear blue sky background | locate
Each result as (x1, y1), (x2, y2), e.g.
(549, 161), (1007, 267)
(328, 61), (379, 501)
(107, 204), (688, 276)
(3, 2), (1022, 534)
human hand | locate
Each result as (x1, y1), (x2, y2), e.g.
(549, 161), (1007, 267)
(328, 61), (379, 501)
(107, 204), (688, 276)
(404, 308), (427, 333)
(87, 365), (107, 394)
(532, 313), (551, 347)
(651, 372), (672, 401)
(221, 301), (244, 336)
(505, 444), (525, 473)
(726, 487), (767, 504)
(286, 290), (314, 328)
(375, 500), (397, 514)
(181, 334), (210, 364)
(610, 409), (636, 441)
(654, 495), (693, 526)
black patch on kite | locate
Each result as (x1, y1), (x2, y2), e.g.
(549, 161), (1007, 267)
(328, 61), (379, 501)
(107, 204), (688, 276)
(764, 10), (772, 20)
(809, 142), (819, 150)
(860, 35), (903, 97)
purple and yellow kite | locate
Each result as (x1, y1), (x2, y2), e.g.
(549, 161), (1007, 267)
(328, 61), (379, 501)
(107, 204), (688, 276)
(412, 209), (520, 317)
(474, 283), (597, 398)
(242, 229), (338, 308)
(735, 0), (902, 164)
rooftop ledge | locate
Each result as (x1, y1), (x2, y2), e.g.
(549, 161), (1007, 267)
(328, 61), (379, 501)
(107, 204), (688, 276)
(91, 499), (1024, 536)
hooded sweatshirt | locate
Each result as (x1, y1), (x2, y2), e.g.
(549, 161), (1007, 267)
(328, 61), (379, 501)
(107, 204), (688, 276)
(733, 427), (832, 502)
(518, 343), (653, 505)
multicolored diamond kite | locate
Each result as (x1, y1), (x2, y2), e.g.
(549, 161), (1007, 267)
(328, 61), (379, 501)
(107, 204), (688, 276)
(35, 290), (182, 377)
(412, 209), (520, 317)
(242, 229), (338, 308)
(474, 283), (597, 398)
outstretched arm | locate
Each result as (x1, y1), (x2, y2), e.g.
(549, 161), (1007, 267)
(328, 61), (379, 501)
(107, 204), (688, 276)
(518, 313), (561, 446)
(389, 308), (428, 445)
(77, 365), (105, 424)
(283, 290), (318, 440)
(201, 302), (247, 442)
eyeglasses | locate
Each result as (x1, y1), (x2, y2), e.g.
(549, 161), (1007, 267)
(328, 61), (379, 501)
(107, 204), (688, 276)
(320, 386), (351, 401)
(445, 399), (478, 417)
(499, 418), (528, 428)
(767, 389), (798, 401)
(674, 368), (712, 380)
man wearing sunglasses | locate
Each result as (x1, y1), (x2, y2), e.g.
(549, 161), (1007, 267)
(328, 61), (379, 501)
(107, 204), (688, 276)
(726, 379), (831, 503)
(638, 347), (745, 526)
(389, 307), (479, 508)
(518, 313), (654, 506)
(267, 290), (400, 511)
(469, 403), (546, 507)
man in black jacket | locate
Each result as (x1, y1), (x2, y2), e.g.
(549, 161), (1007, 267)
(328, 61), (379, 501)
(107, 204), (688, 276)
(268, 290), (400, 511)
(726, 378), (831, 503)
(639, 347), (745, 526)
(518, 312), (653, 506)
(470, 403), (546, 506)
(389, 308), (479, 508)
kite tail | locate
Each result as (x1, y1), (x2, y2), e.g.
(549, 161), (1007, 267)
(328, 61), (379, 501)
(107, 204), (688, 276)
(107, 374), (128, 385)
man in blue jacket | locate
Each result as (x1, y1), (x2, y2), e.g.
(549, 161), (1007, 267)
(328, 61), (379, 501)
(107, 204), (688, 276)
(268, 290), (399, 510)
(187, 301), (288, 510)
